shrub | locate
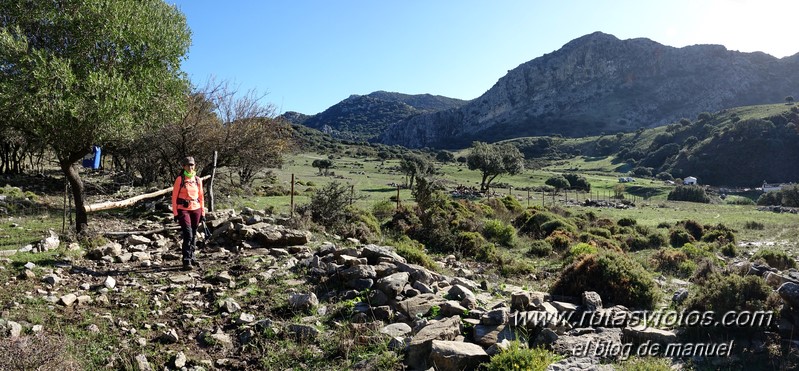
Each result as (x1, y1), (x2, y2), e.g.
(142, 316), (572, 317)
(669, 229), (694, 247)
(567, 243), (597, 260)
(744, 221), (765, 230)
(623, 235), (651, 251)
(371, 200), (396, 222)
(484, 341), (561, 371)
(552, 251), (659, 309)
(482, 219), (517, 247)
(726, 196), (755, 205)
(667, 186), (710, 203)
(684, 273), (775, 333)
(392, 236), (437, 271)
(496, 256), (536, 277)
(457, 232), (497, 262)
(679, 220), (704, 240)
(721, 243), (737, 257)
(701, 224), (736, 244)
(500, 195), (524, 213)
(528, 240), (553, 257)
(617, 217), (637, 227)
(338, 206), (382, 243)
(650, 248), (689, 274)
(681, 243), (714, 260)
(752, 249), (797, 270)
(587, 227), (612, 239)
(540, 219), (575, 237)
(545, 231), (572, 251)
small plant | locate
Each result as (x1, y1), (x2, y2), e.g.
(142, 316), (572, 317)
(617, 356), (672, 371)
(484, 341), (561, 371)
(744, 221), (765, 230)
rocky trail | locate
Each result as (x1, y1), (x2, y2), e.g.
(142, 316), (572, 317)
(3, 207), (799, 370)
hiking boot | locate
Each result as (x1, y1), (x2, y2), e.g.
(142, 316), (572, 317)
(190, 259), (201, 269)
(181, 261), (193, 271)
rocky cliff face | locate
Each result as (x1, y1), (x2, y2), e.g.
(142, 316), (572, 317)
(379, 32), (799, 148)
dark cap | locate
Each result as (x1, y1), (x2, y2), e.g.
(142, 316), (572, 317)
(182, 156), (195, 166)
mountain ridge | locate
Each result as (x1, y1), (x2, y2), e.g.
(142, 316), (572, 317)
(377, 32), (799, 148)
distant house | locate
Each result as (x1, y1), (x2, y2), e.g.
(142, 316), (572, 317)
(762, 181), (783, 193)
(683, 176), (698, 185)
(618, 177), (636, 183)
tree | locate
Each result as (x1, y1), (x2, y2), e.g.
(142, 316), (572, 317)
(312, 159), (334, 175)
(466, 141), (524, 192)
(435, 150), (455, 163)
(399, 154), (433, 189)
(786, 96), (795, 105)
(0, 1), (191, 233)
(545, 176), (570, 192)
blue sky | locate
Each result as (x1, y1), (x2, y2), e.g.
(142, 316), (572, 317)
(170, 0), (799, 115)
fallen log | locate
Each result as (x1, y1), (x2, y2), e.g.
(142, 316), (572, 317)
(85, 175), (211, 213)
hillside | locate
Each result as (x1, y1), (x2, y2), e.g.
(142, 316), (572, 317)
(286, 91), (467, 141)
(379, 32), (799, 148)
(501, 104), (799, 187)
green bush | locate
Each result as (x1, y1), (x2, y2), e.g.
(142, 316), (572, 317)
(721, 243), (737, 257)
(371, 200), (396, 222)
(684, 273), (775, 332)
(587, 227), (612, 239)
(545, 231), (572, 251)
(500, 195), (524, 213)
(667, 185), (710, 203)
(482, 219), (517, 247)
(669, 229), (694, 247)
(681, 243), (714, 260)
(617, 217), (637, 227)
(552, 251), (659, 309)
(752, 249), (797, 270)
(457, 232), (497, 262)
(701, 224), (736, 244)
(339, 206), (382, 243)
(516, 210), (575, 239)
(484, 341), (561, 371)
(528, 240), (553, 257)
(650, 248), (689, 275)
(392, 236), (437, 271)
(567, 243), (597, 260)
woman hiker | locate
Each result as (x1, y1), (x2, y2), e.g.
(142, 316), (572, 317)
(171, 156), (205, 271)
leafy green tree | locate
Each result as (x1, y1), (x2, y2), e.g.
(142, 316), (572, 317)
(0, 0), (191, 233)
(466, 141), (524, 192)
(435, 150), (455, 163)
(312, 159), (334, 175)
(563, 173), (591, 192)
(545, 176), (570, 192)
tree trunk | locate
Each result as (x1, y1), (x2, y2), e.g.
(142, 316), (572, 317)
(61, 159), (88, 233)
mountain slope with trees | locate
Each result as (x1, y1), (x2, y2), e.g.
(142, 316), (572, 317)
(284, 91), (467, 141)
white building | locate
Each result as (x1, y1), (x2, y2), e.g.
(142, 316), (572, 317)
(683, 176), (697, 185)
